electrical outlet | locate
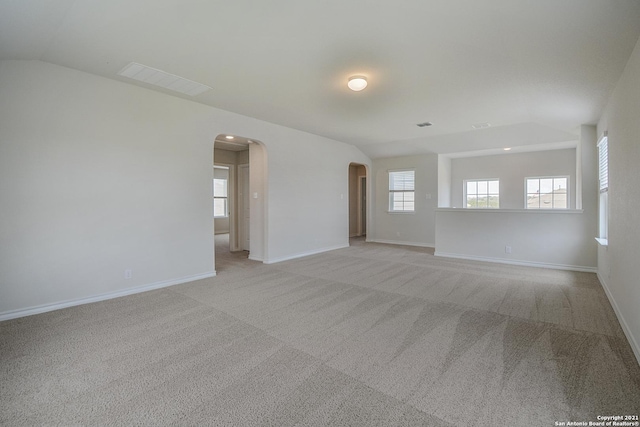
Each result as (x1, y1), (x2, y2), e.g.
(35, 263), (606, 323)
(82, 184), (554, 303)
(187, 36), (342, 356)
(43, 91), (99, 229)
(505, 246), (512, 254)
(124, 269), (132, 279)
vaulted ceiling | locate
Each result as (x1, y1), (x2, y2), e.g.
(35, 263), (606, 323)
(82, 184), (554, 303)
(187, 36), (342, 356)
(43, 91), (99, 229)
(2, 0), (639, 158)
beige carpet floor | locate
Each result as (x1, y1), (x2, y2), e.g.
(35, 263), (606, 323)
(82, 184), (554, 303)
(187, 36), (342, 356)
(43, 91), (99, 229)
(1, 235), (639, 426)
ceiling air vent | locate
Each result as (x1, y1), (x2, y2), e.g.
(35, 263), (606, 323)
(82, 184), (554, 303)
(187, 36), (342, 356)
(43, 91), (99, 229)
(471, 122), (491, 130)
(416, 122), (432, 127)
(118, 62), (212, 97)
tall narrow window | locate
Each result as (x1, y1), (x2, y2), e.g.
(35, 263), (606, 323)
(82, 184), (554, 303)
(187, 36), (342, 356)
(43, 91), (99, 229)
(465, 179), (499, 208)
(598, 134), (608, 239)
(213, 179), (228, 217)
(598, 135), (609, 192)
(389, 170), (415, 212)
(526, 176), (568, 209)
(213, 166), (229, 218)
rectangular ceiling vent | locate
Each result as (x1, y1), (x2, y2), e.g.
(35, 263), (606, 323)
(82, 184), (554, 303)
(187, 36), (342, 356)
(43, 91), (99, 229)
(118, 62), (211, 97)
(471, 122), (491, 130)
(416, 122), (432, 127)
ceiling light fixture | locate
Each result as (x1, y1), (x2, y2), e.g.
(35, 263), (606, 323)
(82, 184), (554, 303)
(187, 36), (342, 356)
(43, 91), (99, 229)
(503, 147), (512, 151)
(225, 135), (234, 140)
(347, 76), (367, 91)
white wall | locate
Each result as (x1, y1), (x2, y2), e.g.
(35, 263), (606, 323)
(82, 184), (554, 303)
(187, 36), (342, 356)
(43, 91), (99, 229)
(0, 60), (371, 317)
(248, 141), (267, 261)
(371, 154), (438, 247)
(0, 60), (217, 317)
(437, 155), (451, 208)
(449, 149), (577, 209)
(596, 35), (640, 363)
(264, 139), (370, 263)
(435, 209), (595, 270)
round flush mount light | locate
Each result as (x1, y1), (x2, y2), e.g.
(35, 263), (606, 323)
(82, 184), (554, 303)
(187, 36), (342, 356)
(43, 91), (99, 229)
(225, 135), (234, 140)
(347, 76), (368, 91)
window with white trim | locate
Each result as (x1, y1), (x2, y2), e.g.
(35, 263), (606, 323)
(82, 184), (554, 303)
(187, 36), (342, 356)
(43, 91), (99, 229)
(389, 170), (415, 212)
(526, 176), (568, 209)
(598, 134), (608, 239)
(464, 179), (499, 208)
(213, 166), (229, 218)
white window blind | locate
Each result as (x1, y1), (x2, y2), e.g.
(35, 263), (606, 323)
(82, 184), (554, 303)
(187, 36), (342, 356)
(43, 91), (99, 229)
(598, 136), (608, 193)
(389, 170), (415, 212)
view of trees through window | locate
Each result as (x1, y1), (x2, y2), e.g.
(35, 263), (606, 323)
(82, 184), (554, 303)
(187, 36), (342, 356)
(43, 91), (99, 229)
(466, 179), (499, 208)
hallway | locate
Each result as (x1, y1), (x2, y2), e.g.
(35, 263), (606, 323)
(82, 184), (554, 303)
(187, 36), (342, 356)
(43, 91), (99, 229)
(214, 233), (258, 274)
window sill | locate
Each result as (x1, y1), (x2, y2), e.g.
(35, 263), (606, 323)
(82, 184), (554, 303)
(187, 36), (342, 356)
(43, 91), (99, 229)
(387, 211), (415, 214)
(436, 208), (583, 214)
(595, 238), (608, 247)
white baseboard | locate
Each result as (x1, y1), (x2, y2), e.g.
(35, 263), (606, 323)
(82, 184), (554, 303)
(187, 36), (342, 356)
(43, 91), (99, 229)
(434, 251), (597, 273)
(597, 272), (640, 365)
(367, 239), (435, 249)
(0, 271), (217, 322)
(264, 243), (350, 264)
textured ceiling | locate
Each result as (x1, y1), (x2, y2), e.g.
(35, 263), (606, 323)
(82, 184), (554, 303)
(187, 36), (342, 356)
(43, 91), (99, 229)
(2, 0), (639, 158)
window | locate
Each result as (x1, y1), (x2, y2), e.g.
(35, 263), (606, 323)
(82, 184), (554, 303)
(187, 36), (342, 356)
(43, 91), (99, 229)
(213, 178), (228, 217)
(598, 136), (608, 192)
(389, 170), (415, 212)
(526, 177), (568, 209)
(465, 179), (499, 208)
(213, 166), (229, 218)
(598, 134), (608, 239)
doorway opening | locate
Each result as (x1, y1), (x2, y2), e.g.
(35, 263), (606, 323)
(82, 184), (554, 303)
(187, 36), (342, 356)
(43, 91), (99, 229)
(213, 134), (267, 273)
(348, 163), (367, 242)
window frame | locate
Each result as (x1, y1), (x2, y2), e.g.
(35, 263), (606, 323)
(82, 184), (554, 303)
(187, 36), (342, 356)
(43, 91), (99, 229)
(463, 178), (500, 209)
(597, 133), (608, 240)
(213, 169), (229, 218)
(524, 175), (570, 210)
(388, 169), (415, 213)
